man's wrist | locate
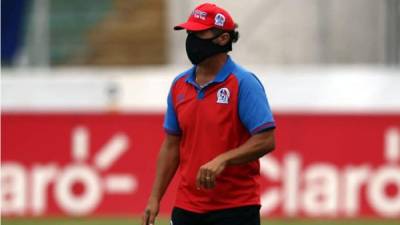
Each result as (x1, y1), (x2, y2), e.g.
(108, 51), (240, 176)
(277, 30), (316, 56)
(216, 152), (232, 166)
(149, 194), (161, 202)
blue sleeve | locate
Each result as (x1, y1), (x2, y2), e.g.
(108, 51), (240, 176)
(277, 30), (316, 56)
(163, 89), (182, 135)
(238, 74), (275, 135)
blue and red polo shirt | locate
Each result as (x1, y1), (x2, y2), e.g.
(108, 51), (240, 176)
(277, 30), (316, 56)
(164, 56), (275, 213)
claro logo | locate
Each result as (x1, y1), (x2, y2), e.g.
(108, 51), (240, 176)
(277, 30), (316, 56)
(1, 126), (137, 216)
(260, 127), (400, 218)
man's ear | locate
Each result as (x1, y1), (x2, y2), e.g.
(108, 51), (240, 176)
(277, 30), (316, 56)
(216, 33), (231, 46)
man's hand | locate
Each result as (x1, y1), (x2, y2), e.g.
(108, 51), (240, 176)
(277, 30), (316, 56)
(142, 134), (180, 225)
(141, 197), (159, 225)
(196, 156), (227, 189)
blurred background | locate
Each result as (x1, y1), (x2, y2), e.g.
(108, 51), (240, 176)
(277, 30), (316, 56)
(1, 0), (400, 225)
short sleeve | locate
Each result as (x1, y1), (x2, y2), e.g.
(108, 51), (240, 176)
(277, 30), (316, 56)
(163, 89), (182, 135)
(238, 73), (275, 135)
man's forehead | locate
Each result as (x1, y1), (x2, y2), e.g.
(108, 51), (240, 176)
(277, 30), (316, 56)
(187, 29), (213, 34)
(187, 28), (227, 36)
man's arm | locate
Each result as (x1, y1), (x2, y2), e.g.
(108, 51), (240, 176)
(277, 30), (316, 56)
(196, 129), (275, 189)
(220, 129), (275, 165)
(142, 134), (181, 225)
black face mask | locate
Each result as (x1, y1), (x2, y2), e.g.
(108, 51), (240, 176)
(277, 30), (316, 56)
(185, 32), (232, 65)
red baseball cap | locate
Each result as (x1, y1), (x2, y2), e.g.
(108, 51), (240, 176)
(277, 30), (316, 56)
(174, 3), (235, 31)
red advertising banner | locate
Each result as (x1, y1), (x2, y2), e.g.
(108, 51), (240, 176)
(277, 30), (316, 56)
(1, 113), (400, 218)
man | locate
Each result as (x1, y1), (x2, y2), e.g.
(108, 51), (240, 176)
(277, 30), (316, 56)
(142, 3), (275, 225)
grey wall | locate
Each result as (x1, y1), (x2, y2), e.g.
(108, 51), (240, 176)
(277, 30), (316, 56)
(168, 0), (398, 65)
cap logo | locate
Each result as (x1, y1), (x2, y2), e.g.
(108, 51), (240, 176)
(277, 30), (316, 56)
(193, 9), (207, 20)
(214, 13), (225, 27)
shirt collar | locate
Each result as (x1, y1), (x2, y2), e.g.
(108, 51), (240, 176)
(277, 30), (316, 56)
(185, 56), (235, 88)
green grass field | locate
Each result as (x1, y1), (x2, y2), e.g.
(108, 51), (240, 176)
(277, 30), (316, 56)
(2, 218), (400, 225)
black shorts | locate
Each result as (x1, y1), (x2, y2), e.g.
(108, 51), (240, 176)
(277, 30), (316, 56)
(170, 205), (261, 225)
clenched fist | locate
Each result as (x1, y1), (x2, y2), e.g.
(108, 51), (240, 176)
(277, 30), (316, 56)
(196, 156), (227, 189)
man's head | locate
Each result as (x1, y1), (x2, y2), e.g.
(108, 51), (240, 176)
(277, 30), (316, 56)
(174, 3), (239, 65)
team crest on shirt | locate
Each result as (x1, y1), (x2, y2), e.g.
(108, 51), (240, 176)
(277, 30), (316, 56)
(214, 13), (225, 27)
(216, 87), (230, 104)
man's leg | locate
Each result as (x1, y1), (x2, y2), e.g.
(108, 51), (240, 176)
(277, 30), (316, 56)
(170, 207), (203, 225)
(204, 205), (261, 225)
